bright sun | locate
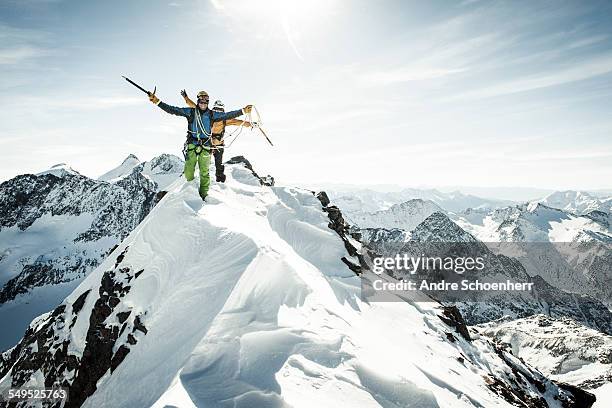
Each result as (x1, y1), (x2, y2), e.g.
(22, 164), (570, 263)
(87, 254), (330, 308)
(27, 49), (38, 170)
(210, 0), (337, 59)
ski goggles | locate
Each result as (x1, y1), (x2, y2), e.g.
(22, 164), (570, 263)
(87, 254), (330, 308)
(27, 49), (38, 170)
(197, 97), (209, 103)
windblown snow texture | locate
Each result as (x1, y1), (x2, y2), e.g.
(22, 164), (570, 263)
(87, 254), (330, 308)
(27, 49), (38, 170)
(0, 159), (594, 408)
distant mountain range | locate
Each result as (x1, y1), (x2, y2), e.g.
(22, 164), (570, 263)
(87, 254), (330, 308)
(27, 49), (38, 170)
(336, 187), (611, 306)
(0, 158), (595, 408)
(0, 154), (183, 350)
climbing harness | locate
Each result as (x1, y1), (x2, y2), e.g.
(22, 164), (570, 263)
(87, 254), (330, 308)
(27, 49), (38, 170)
(184, 104), (272, 153)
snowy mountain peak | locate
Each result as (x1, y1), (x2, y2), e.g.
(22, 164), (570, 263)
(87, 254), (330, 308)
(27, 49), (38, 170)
(98, 153), (142, 182)
(0, 158), (592, 407)
(97, 153), (183, 191)
(0, 154), (182, 350)
(536, 190), (611, 215)
(527, 201), (540, 213)
(36, 163), (80, 177)
(411, 211), (478, 242)
(350, 198), (443, 232)
(396, 198), (439, 210)
(122, 153), (140, 164)
(139, 154), (184, 191)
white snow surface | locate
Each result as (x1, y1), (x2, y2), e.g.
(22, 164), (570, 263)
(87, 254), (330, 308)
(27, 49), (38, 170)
(479, 315), (612, 390)
(592, 382), (612, 408)
(98, 154), (141, 182)
(37, 162), (557, 408)
(451, 204), (612, 304)
(99, 153), (184, 191)
(36, 163), (80, 177)
(349, 199), (443, 232)
(536, 191), (611, 215)
(452, 203), (610, 243)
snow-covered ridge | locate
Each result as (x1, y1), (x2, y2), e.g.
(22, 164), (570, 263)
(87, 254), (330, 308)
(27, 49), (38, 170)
(478, 314), (612, 407)
(450, 202), (612, 305)
(98, 153), (184, 191)
(0, 159), (593, 407)
(0, 154), (183, 351)
(348, 199), (444, 231)
(362, 211), (612, 334)
(327, 187), (515, 220)
(36, 163), (81, 178)
(98, 153), (141, 182)
(535, 190), (612, 215)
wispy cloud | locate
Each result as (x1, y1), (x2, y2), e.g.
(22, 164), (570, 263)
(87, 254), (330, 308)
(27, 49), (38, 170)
(69, 96), (145, 109)
(7, 95), (144, 111)
(567, 34), (608, 49)
(360, 66), (466, 86)
(0, 45), (53, 65)
(513, 149), (612, 162)
(445, 53), (612, 101)
(0, 24), (54, 66)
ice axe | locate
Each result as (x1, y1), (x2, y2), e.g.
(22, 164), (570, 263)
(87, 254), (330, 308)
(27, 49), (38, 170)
(122, 75), (156, 96)
(257, 126), (274, 146)
(250, 106), (273, 146)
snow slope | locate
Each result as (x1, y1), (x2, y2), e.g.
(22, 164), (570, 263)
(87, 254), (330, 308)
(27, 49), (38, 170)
(451, 203), (612, 306)
(478, 315), (612, 389)
(37, 163), (81, 178)
(361, 212), (612, 334)
(0, 159), (590, 407)
(536, 191), (611, 215)
(0, 154), (182, 351)
(99, 153), (184, 190)
(349, 199), (443, 231)
(98, 154), (141, 183)
(453, 203), (611, 243)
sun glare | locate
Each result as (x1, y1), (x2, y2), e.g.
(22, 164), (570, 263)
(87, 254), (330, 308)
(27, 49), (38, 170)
(211, 0), (337, 59)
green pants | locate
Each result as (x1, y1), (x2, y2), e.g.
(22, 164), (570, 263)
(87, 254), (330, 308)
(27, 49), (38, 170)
(184, 145), (211, 199)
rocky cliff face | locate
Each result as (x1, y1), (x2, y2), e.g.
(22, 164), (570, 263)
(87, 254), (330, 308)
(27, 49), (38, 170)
(0, 154), (182, 350)
(362, 212), (612, 335)
(451, 202), (612, 307)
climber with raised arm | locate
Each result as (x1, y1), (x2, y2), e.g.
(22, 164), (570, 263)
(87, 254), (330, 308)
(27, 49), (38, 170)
(147, 90), (252, 200)
(181, 91), (254, 183)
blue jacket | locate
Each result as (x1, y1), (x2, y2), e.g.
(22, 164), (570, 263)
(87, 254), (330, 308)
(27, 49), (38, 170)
(157, 102), (243, 146)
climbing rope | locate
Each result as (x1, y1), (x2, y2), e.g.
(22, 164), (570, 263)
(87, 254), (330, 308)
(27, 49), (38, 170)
(223, 106), (260, 149)
(187, 104), (268, 150)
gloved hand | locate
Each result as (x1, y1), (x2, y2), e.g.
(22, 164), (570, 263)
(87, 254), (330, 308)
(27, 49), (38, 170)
(243, 104), (253, 114)
(148, 92), (160, 104)
(182, 90), (196, 108)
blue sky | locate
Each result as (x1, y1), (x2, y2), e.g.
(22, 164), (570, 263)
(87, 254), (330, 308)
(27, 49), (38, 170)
(1, 0), (611, 190)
